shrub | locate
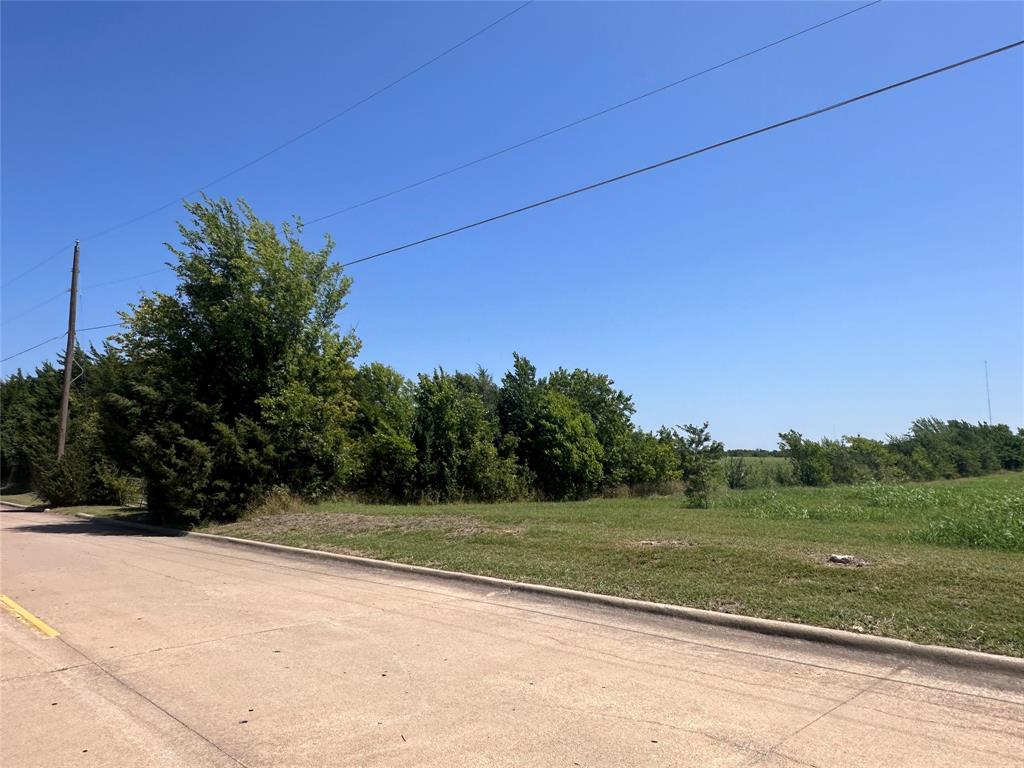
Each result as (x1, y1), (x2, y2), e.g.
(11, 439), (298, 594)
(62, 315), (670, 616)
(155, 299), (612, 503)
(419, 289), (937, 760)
(527, 389), (604, 500)
(677, 422), (724, 508)
(412, 371), (522, 502)
(94, 463), (137, 506)
(779, 430), (832, 486)
(724, 457), (749, 489)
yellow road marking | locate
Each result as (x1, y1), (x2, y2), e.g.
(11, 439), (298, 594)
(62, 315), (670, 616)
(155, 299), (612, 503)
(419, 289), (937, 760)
(0, 594), (60, 637)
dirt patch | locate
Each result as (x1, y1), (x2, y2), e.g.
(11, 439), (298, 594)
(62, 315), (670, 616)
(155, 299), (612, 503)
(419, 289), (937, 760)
(708, 598), (743, 614)
(826, 552), (870, 567)
(217, 512), (519, 540)
(625, 539), (696, 550)
(803, 551), (878, 569)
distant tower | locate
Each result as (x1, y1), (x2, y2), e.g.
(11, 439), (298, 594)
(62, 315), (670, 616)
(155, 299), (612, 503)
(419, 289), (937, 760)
(984, 360), (992, 425)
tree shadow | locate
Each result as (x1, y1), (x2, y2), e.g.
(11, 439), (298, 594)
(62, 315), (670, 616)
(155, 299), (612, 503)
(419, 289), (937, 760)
(1, 512), (186, 538)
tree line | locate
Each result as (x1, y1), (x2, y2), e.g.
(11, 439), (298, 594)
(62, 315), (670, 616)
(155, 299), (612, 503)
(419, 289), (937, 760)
(2, 199), (1021, 523)
(0, 199), (723, 522)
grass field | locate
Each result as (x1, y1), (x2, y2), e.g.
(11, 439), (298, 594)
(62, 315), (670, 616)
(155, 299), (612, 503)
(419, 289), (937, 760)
(197, 472), (1024, 656)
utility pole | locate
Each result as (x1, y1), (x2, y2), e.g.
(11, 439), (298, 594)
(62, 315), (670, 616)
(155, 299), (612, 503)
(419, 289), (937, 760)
(56, 241), (80, 459)
(984, 360), (992, 426)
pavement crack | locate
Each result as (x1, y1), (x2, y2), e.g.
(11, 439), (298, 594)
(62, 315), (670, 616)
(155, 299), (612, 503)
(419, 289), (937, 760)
(1, 662), (92, 683)
(56, 636), (252, 768)
(108, 620), (322, 663)
(754, 663), (908, 765)
(112, 534), (1024, 706)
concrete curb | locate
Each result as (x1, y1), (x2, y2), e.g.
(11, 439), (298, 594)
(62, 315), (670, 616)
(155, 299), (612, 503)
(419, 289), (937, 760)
(67, 512), (1024, 676)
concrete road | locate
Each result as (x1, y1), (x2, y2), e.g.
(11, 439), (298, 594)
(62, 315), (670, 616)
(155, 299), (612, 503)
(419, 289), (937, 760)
(1, 509), (1021, 768)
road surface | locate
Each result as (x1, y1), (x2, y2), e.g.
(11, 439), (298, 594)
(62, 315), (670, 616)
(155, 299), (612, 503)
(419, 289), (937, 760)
(1, 508), (1021, 767)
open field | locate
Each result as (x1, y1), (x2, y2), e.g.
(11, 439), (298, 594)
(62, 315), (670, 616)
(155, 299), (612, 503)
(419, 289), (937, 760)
(191, 472), (1024, 656)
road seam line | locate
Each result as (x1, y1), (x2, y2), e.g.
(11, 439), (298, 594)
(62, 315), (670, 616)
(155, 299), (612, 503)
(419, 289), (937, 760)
(56, 636), (251, 768)
(68, 512), (1024, 675)
(84, 530), (1024, 705)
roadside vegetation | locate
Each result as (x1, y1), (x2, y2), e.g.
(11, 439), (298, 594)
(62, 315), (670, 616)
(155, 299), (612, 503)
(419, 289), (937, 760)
(1, 198), (1021, 525)
(2, 198), (1021, 655)
(198, 472), (1024, 656)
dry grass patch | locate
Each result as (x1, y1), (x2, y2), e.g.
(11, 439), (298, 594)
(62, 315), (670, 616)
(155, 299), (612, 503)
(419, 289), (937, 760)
(624, 539), (696, 550)
(708, 598), (744, 614)
(218, 510), (520, 540)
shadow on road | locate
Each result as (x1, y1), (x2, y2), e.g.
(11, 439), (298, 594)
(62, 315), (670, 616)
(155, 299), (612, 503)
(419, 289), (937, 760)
(1, 512), (186, 538)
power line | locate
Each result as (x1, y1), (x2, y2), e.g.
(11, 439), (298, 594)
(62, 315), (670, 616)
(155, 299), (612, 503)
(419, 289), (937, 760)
(78, 322), (126, 333)
(337, 40), (1023, 269)
(81, 267), (174, 291)
(0, 1), (533, 290)
(4, 40), (1020, 368)
(1, 323), (128, 365)
(1, 290), (70, 325)
(2, 0), (877, 303)
(0, 268), (174, 328)
(1, 242), (77, 295)
(307, 0), (882, 226)
(1, 333), (68, 364)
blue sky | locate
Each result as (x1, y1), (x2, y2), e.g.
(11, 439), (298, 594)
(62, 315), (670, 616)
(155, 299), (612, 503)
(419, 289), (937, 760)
(2, 1), (1021, 448)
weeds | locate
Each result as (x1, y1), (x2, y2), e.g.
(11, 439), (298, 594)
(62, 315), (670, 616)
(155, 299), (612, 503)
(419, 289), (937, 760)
(916, 509), (1024, 552)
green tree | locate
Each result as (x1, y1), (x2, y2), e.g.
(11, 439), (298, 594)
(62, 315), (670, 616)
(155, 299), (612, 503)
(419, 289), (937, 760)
(453, 367), (500, 421)
(116, 197), (359, 522)
(496, 355), (607, 499)
(546, 367), (635, 488)
(529, 389), (605, 499)
(349, 363), (417, 501)
(412, 371), (520, 502)
(623, 429), (680, 488)
(677, 422), (724, 507)
(497, 353), (542, 452)
(779, 430), (832, 486)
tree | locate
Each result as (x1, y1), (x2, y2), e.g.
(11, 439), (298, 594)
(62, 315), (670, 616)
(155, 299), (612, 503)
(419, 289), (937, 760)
(453, 367), (500, 421)
(412, 371), (520, 502)
(116, 197), (359, 522)
(497, 353), (541, 453)
(677, 422), (724, 507)
(496, 355), (606, 499)
(778, 430), (832, 486)
(622, 429), (680, 489)
(529, 389), (605, 499)
(349, 363), (417, 501)
(546, 367), (635, 488)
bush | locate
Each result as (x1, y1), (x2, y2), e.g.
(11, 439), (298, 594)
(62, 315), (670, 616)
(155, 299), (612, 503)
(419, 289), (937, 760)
(33, 454), (89, 507)
(94, 463), (137, 506)
(529, 390), (604, 500)
(677, 422), (723, 508)
(772, 460), (796, 486)
(779, 431), (832, 486)
(724, 457), (749, 489)
(412, 371), (522, 502)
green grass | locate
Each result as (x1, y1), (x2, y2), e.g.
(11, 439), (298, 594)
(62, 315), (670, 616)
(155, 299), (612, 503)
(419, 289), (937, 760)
(200, 472), (1024, 657)
(0, 491), (43, 507)
(3, 493), (146, 520)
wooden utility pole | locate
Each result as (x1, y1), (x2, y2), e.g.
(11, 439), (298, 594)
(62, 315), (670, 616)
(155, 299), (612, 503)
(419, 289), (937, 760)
(56, 241), (80, 459)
